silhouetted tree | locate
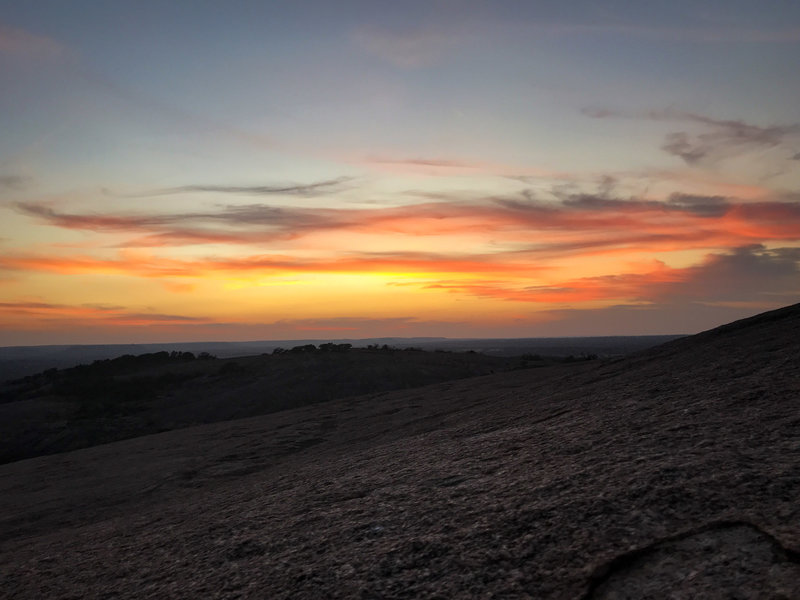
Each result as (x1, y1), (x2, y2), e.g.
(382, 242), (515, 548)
(290, 344), (317, 353)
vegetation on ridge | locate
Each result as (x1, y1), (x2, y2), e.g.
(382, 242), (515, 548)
(0, 345), (594, 465)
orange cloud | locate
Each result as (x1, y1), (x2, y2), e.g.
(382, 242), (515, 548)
(5, 188), (798, 338)
(5, 192), (800, 303)
(418, 245), (800, 305)
(0, 301), (208, 326)
(15, 193), (800, 253)
(0, 249), (547, 281)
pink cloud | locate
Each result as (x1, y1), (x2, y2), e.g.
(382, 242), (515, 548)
(0, 23), (71, 61)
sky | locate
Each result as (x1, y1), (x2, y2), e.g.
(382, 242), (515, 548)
(1, 1), (799, 345)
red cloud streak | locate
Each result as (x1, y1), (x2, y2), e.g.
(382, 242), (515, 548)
(14, 196), (800, 252)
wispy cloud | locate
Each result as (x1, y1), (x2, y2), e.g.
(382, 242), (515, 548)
(364, 156), (488, 174)
(14, 188), (800, 251)
(0, 22), (72, 61)
(362, 155), (570, 179)
(131, 177), (354, 198)
(0, 301), (207, 324)
(14, 201), (349, 245)
(551, 190), (732, 218)
(0, 175), (30, 190)
(583, 107), (800, 166)
(660, 120), (798, 166)
(373, 158), (479, 169)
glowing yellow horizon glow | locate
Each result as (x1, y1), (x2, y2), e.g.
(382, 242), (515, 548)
(3, 184), (799, 344)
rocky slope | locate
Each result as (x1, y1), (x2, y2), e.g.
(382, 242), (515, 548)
(1, 304), (798, 599)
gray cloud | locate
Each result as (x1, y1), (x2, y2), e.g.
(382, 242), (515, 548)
(0, 175), (30, 190)
(660, 119), (797, 165)
(583, 107), (800, 166)
(662, 244), (800, 302)
(14, 200), (354, 244)
(367, 157), (483, 169)
(512, 189), (732, 218)
(661, 132), (710, 165)
(665, 193), (731, 217)
(0, 301), (207, 322)
(135, 177), (354, 198)
(537, 245), (799, 303)
(415, 245), (800, 320)
(14, 188), (800, 252)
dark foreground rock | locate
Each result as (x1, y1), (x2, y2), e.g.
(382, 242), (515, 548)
(1, 304), (799, 599)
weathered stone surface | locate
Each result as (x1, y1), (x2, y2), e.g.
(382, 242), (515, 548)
(587, 522), (800, 600)
(1, 304), (798, 599)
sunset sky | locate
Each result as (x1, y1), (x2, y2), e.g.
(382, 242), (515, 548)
(1, 1), (799, 345)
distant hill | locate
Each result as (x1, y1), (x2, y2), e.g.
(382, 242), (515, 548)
(0, 345), (547, 464)
(0, 335), (682, 381)
(1, 304), (797, 599)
